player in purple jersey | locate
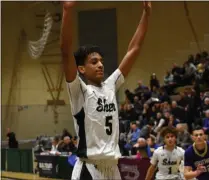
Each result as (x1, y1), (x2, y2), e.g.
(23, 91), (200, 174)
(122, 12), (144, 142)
(184, 126), (209, 180)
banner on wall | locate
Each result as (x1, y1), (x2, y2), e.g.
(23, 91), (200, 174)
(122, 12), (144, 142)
(118, 157), (151, 180)
(36, 155), (152, 179)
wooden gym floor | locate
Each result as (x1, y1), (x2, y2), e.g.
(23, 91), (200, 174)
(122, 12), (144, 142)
(1, 171), (62, 180)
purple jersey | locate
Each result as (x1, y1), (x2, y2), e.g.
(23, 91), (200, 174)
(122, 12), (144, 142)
(184, 141), (209, 180)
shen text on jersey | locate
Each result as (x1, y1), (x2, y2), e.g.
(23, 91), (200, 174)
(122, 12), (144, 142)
(162, 158), (177, 166)
(96, 98), (116, 112)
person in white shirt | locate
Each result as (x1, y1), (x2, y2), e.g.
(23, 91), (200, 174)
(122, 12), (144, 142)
(49, 136), (61, 155)
(146, 127), (185, 180)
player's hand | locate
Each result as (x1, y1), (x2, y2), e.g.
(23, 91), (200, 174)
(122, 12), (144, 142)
(195, 164), (206, 176)
(143, 1), (152, 16)
(63, 1), (76, 10)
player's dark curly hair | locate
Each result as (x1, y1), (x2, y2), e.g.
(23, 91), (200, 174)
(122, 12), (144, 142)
(160, 127), (177, 138)
(74, 45), (104, 66)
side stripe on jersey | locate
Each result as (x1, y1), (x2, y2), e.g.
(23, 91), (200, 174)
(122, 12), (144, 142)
(79, 84), (86, 102)
(74, 107), (87, 158)
(115, 73), (122, 85)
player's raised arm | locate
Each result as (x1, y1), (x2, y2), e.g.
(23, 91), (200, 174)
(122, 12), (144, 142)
(60, 1), (77, 82)
(119, 1), (151, 78)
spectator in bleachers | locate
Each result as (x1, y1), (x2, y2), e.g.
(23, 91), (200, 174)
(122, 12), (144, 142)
(119, 104), (126, 121)
(117, 50), (209, 158)
(6, 128), (18, 149)
(172, 63), (184, 85)
(119, 124), (128, 156)
(171, 101), (186, 123)
(141, 103), (152, 127)
(154, 112), (165, 134)
(119, 104), (131, 133)
(194, 53), (201, 66)
(134, 80), (149, 98)
(133, 95), (143, 118)
(147, 135), (159, 156)
(202, 62), (209, 87)
(164, 70), (174, 85)
(172, 63), (183, 75)
(178, 91), (189, 108)
(139, 120), (155, 139)
(159, 88), (170, 103)
(126, 104), (139, 123)
(61, 128), (72, 140)
(203, 110), (209, 135)
(150, 86), (160, 99)
(132, 138), (151, 158)
(202, 51), (209, 61)
(124, 122), (140, 153)
(203, 97), (209, 112)
(151, 105), (157, 118)
(185, 88), (197, 132)
(196, 63), (204, 81)
(168, 114), (179, 127)
(183, 61), (197, 85)
(150, 73), (160, 91)
(58, 136), (77, 155)
(154, 102), (161, 113)
(176, 124), (192, 150)
(125, 89), (135, 103)
(162, 101), (171, 113)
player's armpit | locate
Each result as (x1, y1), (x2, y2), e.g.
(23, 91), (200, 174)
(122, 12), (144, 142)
(145, 164), (156, 180)
(184, 166), (198, 180)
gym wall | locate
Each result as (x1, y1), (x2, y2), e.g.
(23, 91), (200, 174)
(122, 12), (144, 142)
(2, 1), (209, 139)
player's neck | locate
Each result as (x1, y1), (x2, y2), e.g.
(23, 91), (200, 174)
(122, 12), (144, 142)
(87, 80), (102, 87)
(194, 141), (206, 151)
(165, 144), (175, 151)
(193, 141), (207, 157)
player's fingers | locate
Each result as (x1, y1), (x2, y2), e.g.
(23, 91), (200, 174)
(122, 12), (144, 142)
(143, 1), (151, 7)
(197, 164), (205, 171)
(197, 164), (204, 167)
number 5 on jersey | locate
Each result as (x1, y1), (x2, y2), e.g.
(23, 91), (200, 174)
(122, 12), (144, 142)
(105, 116), (113, 135)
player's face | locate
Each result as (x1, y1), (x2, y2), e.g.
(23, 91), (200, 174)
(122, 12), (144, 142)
(164, 133), (176, 147)
(81, 52), (104, 85)
(192, 129), (205, 145)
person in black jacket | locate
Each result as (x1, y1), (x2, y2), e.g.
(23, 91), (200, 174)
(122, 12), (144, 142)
(58, 136), (77, 154)
(61, 128), (73, 140)
(6, 128), (18, 148)
(150, 73), (160, 91)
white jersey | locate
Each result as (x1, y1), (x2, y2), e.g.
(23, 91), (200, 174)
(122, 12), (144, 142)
(67, 69), (124, 160)
(151, 146), (185, 180)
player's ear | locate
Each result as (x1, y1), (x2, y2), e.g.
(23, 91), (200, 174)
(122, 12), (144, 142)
(191, 134), (194, 141)
(78, 66), (85, 74)
(203, 134), (206, 140)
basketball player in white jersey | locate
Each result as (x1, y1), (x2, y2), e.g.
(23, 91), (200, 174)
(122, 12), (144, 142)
(60, 1), (151, 180)
(145, 127), (185, 180)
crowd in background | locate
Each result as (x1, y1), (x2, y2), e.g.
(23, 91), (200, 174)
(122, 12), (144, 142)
(6, 51), (209, 165)
(118, 51), (209, 158)
(33, 129), (78, 156)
